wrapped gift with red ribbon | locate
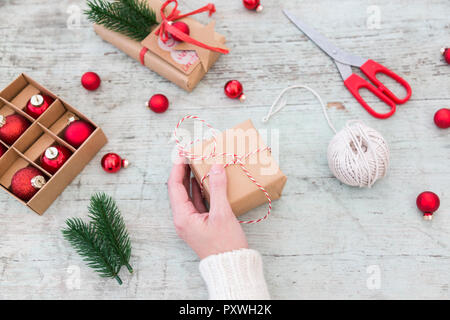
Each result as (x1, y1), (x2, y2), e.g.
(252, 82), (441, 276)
(93, 0), (229, 92)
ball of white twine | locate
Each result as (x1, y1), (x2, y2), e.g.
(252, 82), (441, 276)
(327, 120), (389, 187)
(262, 85), (389, 188)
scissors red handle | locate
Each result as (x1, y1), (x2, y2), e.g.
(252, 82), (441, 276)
(344, 73), (396, 119)
(360, 59), (412, 104)
(344, 60), (412, 119)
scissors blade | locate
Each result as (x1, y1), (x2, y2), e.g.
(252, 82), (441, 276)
(334, 60), (353, 81)
(283, 10), (366, 67)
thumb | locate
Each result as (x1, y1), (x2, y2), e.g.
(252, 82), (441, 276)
(208, 164), (232, 214)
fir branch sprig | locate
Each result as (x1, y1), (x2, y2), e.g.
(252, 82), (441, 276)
(62, 193), (133, 285)
(85, 0), (158, 41)
(62, 218), (123, 285)
(88, 193), (133, 273)
(121, 0), (157, 24)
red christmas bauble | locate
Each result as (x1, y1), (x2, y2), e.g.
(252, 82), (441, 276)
(0, 114), (31, 145)
(63, 120), (95, 148)
(171, 21), (190, 42)
(416, 191), (440, 220)
(11, 166), (46, 201)
(81, 72), (101, 91)
(224, 80), (246, 102)
(441, 48), (450, 64)
(0, 144), (6, 158)
(26, 94), (54, 119)
(101, 153), (129, 173)
(40, 145), (72, 174)
(147, 94), (169, 113)
(434, 108), (450, 129)
(243, 0), (263, 12)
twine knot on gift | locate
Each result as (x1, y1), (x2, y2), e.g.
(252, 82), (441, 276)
(140, 0), (228, 65)
(173, 115), (273, 224)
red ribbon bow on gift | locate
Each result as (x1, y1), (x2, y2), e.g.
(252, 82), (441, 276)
(159, 0), (228, 53)
(140, 0), (228, 65)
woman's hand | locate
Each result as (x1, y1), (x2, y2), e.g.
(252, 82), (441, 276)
(168, 159), (248, 259)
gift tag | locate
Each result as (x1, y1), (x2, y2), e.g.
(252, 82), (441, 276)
(141, 28), (200, 75)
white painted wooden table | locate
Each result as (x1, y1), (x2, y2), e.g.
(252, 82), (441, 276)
(0, 0), (449, 299)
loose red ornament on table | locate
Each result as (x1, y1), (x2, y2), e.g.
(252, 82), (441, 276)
(434, 108), (450, 129)
(11, 166), (46, 201)
(224, 80), (246, 102)
(81, 72), (101, 91)
(0, 114), (31, 145)
(147, 94), (169, 113)
(243, 0), (263, 12)
(170, 21), (190, 42)
(0, 144), (6, 158)
(101, 153), (129, 173)
(441, 48), (450, 64)
(25, 94), (54, 119)
(416, 191), (440, 220)
(40, 145), (72, 174)
(63, 120), (94, 148)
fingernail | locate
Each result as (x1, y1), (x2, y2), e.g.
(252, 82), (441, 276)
(210, 165), (223, 175)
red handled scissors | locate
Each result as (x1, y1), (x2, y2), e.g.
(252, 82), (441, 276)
(284, 10), (412, 119)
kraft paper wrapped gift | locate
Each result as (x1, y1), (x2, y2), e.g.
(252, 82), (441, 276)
(189, 120), (287, 217)
(93, 0), (228, 92)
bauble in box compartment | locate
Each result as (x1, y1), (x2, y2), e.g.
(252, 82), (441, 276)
(11, 166), (46, 201)
(0, 114), (31, 145)
(0, 144), (7, 158)
(40, 145), (72, 174)
(63, 119), (95, 148)
(25, 94), (54, 119)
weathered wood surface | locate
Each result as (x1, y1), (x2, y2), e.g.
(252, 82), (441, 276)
(0, 0), (449, 299)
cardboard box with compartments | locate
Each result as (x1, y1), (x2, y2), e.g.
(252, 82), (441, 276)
(0, 74), (107, 215)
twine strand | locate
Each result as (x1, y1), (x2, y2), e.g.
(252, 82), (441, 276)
(262, 85), (390, 188)
(262, 85), (337, 133)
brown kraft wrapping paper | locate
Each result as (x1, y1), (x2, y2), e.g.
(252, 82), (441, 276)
(93, 0), (227, 92)
(189, 120), (287, 217)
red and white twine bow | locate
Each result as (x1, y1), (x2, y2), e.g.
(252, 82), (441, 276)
(174, 115), (273, 224)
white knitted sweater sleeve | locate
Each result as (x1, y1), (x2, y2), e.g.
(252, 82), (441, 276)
(199, 249), (270, 300)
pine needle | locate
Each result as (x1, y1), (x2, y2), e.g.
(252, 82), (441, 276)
(62, 218), (123, 285)
(85, 0), (157, 41)
(88, 193), (133, 273)
(121, 0), (157, 23)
